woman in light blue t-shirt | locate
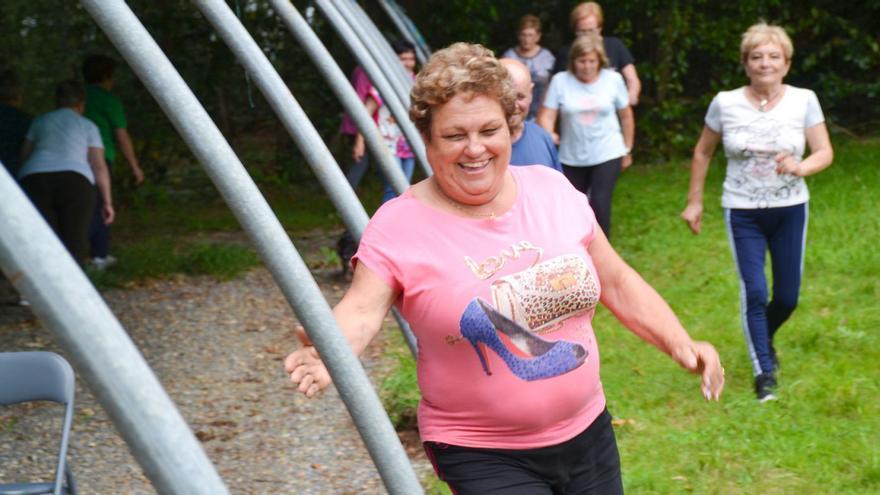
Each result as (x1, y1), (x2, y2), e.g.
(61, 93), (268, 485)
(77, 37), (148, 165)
(538, 34), (634, 239)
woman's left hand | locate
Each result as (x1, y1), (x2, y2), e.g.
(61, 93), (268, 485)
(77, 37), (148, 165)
(621, 154), (633, 170)
(775, 152), (802, 176)
(671, 340), (725, 400)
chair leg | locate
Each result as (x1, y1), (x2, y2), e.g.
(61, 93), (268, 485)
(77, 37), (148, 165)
(65, 464), (77, 495)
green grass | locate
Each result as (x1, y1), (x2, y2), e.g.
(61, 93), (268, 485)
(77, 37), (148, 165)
(381, 135), (880, 494)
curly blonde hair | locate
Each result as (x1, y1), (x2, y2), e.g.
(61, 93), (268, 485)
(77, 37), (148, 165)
(409, 42), (517, 139)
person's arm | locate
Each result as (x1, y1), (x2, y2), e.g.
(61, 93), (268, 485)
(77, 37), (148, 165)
(588, 228), (724, 400)
(775, 123), (833, 177)
(88, 147), (115, 225)
(353, 96), (380, 161)
(618, 106), (635, 169)
(621, 64), (641, 106)
(681, 126), (721, 235)
(20, 139), (34, 164)
(536, 107), (560, 145)
(284, 261), (398, 397)
(112, 128), (143, 185)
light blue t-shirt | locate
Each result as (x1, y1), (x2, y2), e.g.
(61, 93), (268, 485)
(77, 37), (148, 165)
(510, 121), (562, 172)
(543, 69), (628, 166)
(19, 108), (103, 184)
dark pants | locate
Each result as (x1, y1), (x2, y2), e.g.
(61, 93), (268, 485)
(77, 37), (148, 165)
(563, 159), (622, 239)
(725, 203), (807, 375)
(20, 171), (97, 265)
(424, 409), (623, 495)
(89, 164), (111, 258)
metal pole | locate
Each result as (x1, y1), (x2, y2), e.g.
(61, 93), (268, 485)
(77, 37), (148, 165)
(378, 0), (431, 63)
(195, 0), (418, 372)
(264, 0), (404, 196)
(314, 0), (432, 177)
(336, 0), (413, 91)
(191, 0), (408, 210)
(267, 0), (418, 357)
(335, 0), (411, 104)
(0, 169), (229, 494)
(78, 1), (423, 494)
(376, 0), (428, 65)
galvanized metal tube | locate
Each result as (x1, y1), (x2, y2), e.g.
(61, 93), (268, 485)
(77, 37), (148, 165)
(314, 0), (432, 177)
(191, 0), (409, 207)
(378, 0), (431, 63)
(0, 168), (229, 495)
(336, 0), (413, 91)
(266, 0), (418, 355)
(78, 1), (423, 493)
(376, 0), (429, 65)
(265, 0), (406, 196)
(335, 0), (411, 103)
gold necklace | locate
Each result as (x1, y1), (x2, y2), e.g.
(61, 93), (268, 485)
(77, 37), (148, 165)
(433, 179), (497, 219)
(749, 86), (783, 112)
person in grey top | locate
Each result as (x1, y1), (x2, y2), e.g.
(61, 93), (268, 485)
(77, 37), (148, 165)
(502, 14), (555, 120)
(18, 81), (114, 264)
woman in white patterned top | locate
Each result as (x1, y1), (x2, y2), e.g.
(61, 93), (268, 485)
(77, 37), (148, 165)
(681, 21), (833, 402)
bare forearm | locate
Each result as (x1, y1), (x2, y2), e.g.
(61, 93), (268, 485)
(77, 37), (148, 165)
(798, 148), (833, 176)
(113, 129), (139, 169)
(601, 266), (692, 355)
(687, 153), (711, 205)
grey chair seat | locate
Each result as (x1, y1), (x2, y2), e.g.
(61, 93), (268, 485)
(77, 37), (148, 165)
(0, 352), (78, 495)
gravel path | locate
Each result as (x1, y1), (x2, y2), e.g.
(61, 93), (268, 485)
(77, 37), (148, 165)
(0, 234), (433, 494)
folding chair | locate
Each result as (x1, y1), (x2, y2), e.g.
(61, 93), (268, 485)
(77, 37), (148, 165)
(0, 352), (78, 495)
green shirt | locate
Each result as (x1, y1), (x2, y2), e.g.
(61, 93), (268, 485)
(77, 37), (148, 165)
(84, 84), (127, 163)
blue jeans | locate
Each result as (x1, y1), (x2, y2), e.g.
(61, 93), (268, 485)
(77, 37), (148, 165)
(725, 203), (808, 375)
(381, 155), (415, 203)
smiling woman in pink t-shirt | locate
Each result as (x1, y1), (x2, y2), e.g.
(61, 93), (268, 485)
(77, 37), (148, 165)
(285, 42), (725, 495)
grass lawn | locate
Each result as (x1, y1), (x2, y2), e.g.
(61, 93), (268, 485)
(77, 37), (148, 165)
(98, 135), (878, 494)
(604, 136), (879, 494)
(384, 136), (880, 494)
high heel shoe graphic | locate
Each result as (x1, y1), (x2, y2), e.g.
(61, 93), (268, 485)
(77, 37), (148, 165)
(459, 298), (587, 381)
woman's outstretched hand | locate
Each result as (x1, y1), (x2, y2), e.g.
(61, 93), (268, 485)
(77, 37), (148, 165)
(284, 325), (332, 398)
(671, 340), (725, 401)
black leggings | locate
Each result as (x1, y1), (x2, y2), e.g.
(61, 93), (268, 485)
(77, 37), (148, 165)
(20, 171), (97, 264)
(563, 159), (622, 239)
(424, 409), (623, 495)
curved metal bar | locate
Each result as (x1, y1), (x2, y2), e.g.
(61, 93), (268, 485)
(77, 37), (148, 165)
(0, 168), (229, 495)
(267, 0), (418, 356)
(338, 0), (411, 96)
(314, 0), (432, 177)
(78, 0), (423, 493)
(266, 0), (405, 195)
(378, 0), (431, 63)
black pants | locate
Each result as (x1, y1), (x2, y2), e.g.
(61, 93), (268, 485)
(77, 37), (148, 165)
(424, 409), (623, 495)
(563, 159), (622, 239)
(20, 171), (97, 265)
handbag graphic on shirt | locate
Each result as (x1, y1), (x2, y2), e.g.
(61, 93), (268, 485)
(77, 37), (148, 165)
(490, 254), (599, 335)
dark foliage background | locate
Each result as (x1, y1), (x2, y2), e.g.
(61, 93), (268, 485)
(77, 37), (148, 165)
(1, 0), (877, 187)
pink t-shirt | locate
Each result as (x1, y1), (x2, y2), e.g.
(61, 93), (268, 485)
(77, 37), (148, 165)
(353, 165), (606, 449)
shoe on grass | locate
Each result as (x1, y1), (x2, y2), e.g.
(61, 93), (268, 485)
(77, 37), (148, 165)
(91, 255), (117, 270)
(755, 372), (777, 403)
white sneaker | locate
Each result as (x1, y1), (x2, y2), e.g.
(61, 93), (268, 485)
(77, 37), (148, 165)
(91, 255), (117, 270)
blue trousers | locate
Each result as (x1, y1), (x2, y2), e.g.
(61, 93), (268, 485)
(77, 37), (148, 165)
(381, 155), (415, 203)
(725, 203), (808, 375)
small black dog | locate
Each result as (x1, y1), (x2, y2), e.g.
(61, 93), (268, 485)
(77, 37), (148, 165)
(335, 230), (358, 281)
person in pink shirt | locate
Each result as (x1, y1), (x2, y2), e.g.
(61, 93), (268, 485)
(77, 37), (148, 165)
(286, 43), (724, 494)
